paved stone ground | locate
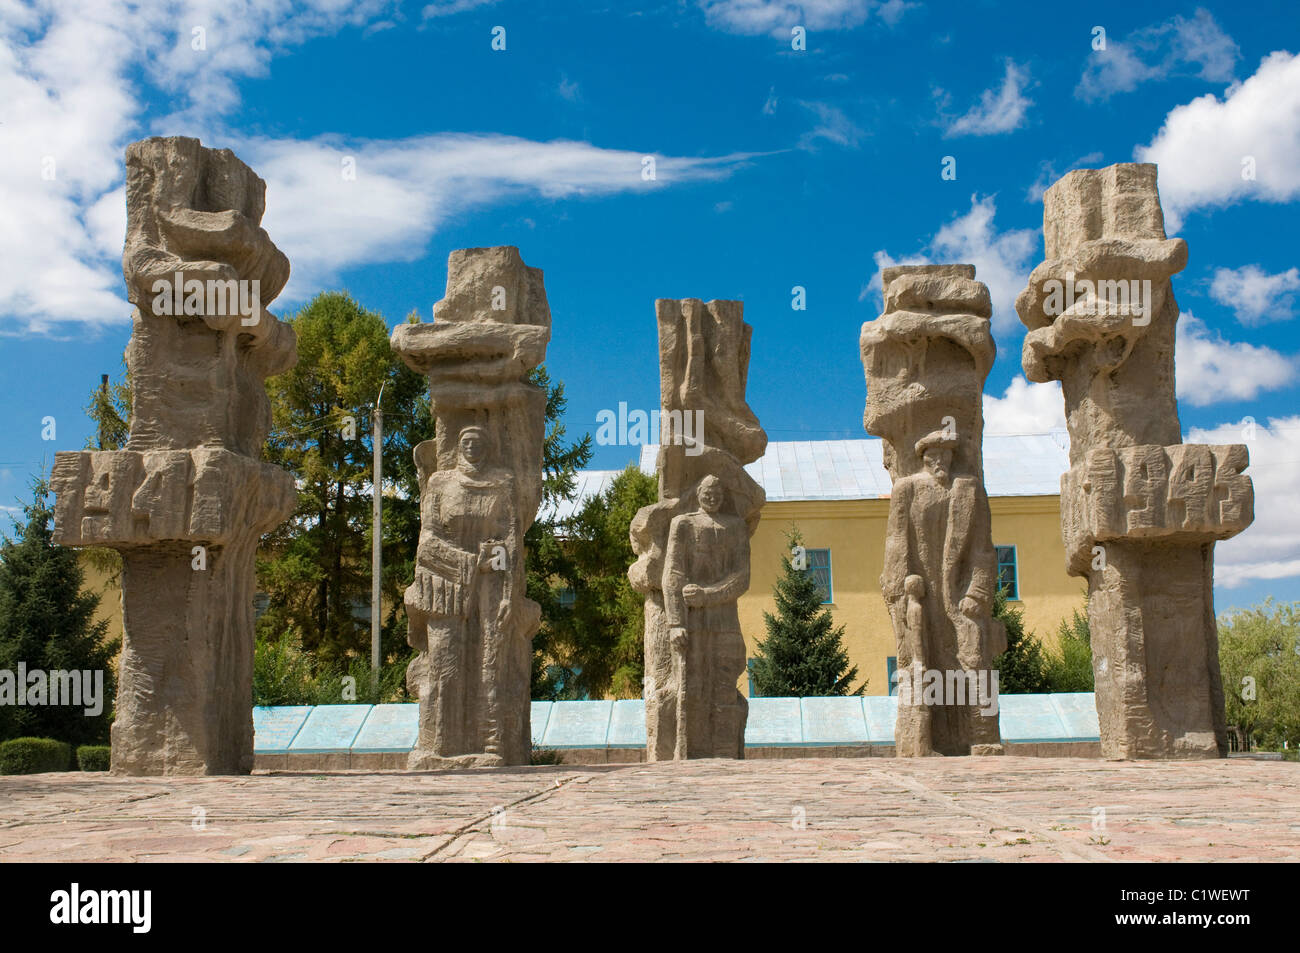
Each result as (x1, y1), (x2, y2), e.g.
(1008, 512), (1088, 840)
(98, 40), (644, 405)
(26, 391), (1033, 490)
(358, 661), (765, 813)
(1, 757), (1297, 862)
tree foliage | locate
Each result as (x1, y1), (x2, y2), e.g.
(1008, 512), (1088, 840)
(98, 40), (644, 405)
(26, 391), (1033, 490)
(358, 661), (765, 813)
(751, 528), (863, 697)
(991, 586), (1051, 693)
(1220, 600), (1300, 751)
(1043, 602), (1094, 692)
(533, 464), (653, 700)
(257, 293), (429, 666)
(0, 477), (118, 746)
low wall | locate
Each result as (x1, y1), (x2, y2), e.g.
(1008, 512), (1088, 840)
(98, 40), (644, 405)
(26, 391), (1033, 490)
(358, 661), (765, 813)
(251, 694), (1103, 769)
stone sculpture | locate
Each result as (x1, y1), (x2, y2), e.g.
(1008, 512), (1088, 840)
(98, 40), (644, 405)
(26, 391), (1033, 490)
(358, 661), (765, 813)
(861, 264), (1005, 757)
(50, 136), (297, 775)
(1016, 162), (1254, 759)
(391, 246), (548, 768)
(629, 299), (766, 760)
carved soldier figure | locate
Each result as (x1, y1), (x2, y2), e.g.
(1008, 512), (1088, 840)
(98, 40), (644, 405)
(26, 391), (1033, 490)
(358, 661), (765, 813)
(882, 429), (1004, 756)
(405, 425), (520, 760)
(661, 474), (750, 759)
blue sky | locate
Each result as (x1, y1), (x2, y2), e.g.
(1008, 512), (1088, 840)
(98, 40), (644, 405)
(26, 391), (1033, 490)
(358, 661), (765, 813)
(1, 0), (1298, 610)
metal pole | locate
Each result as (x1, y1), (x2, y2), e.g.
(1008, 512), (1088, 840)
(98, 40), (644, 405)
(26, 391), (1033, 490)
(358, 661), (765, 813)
(371, 382), (386, 696)
(98, 374), (109, 449)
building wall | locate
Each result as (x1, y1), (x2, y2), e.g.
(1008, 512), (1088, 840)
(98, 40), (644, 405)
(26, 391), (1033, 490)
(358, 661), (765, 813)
(79, 557), (125, 646)
(738, 495), (1083, 696)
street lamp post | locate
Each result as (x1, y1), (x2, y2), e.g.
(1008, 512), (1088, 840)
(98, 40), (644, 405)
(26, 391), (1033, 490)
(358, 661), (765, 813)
(371, 381), (386, 696)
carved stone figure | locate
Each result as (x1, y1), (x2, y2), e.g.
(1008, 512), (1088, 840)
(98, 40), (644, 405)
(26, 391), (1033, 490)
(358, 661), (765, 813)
(1016, 162), (1254, 759)
(50, 137), (297, 775)
(662, 474), (751, 759)
(392, 246), (548, 768)
(861, 265), (1005, 757)
(629, 299), (766, 760)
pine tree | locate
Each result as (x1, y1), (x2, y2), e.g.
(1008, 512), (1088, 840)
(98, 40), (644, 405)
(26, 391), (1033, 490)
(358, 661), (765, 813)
(750, 529), (863, 697)
(0, 476), (119, 745)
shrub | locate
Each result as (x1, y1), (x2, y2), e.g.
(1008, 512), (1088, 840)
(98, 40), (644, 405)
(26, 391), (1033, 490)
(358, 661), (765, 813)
(76, 745), (111, 771)
(992, 587), (1051, 693)
(0, 737), (72, 774)
(1043, 604), (1094, 692)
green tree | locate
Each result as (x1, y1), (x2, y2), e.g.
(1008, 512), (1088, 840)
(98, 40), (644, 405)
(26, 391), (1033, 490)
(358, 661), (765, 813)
(257, 293), (429, 666)
(1219, 600), (1300, 751)
(83, 366), (131, 452)
(81, 365), (133, 587)
(991, 586), (1051, 693)
(525, 366), (595, 699)
(0, 477), (119, 746)
(750, 528), (863, 697)
(537, 464), (654, 700)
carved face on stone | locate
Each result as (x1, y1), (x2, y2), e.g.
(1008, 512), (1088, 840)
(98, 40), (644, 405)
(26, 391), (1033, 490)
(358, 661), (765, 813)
(697, 476), (724, 514)
(458, 427), (490, 468)
(922, 446), (953, 483)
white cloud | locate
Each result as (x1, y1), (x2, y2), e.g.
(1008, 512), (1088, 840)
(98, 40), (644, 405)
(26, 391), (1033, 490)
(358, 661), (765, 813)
(243, 134), (755, 303)
(558, 74), (581, 102)
(422, 0), (498, 18)
(1188, 416), (1300, 588)
(1175, 311), (1295, 406)
(866, 195), (1039, 337)
(0, 0), (392, 331)
(1076, 9), (1239, 102)
(983, 377), (1065, 434)
(1210, 265), (1300, 325)
(943, 61), (1032, 138)
(697, 0), (897, 36)
(762, 86), (778, 115)
(0, 1), (755, 332)
(797, 100), (863, 149)
(1135, 50), (1300, 230)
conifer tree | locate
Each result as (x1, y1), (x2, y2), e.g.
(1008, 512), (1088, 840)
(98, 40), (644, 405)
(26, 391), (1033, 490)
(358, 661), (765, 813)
(750, 529), (863, 697)
(0, 477), (118, 745)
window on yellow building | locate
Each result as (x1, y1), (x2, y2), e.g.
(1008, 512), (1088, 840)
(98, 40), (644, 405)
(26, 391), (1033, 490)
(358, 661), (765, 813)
(805, 548), (833, 604)
(995, 545), (1019, 600)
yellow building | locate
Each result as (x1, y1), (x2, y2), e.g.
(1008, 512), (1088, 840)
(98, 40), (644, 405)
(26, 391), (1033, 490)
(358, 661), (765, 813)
(624, 434), (1084, 696)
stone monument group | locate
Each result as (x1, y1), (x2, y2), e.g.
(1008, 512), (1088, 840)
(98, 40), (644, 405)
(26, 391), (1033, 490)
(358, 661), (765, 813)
(49, 137), (1254, 775)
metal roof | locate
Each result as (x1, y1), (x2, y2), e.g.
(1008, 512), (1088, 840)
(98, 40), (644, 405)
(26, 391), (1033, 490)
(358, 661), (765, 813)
(542, 433), (1068, 522)
(640, 433), (1068, 501)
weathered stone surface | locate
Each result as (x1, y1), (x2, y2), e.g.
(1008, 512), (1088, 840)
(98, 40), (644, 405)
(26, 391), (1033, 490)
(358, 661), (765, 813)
(1015, 162), (1254, 759)
(861, 264), (1005, 757)
(392, 246), (548, 768)
(50, 136), (297, 776)
(629, 299), (766, 760)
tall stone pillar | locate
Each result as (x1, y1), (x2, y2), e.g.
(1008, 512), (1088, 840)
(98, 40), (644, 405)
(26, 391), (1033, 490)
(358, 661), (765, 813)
(628, 299), (767, 760)
(50, 137), (297, 775)
(1016, 162), (1254, 759)
(861, 265), (1005, 757)
(391, 246), (548, 769)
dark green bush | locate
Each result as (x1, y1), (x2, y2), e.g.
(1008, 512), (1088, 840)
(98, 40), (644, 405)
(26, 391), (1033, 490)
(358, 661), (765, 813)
(76, 745), (111, 772)
(0, 737), (72, 774)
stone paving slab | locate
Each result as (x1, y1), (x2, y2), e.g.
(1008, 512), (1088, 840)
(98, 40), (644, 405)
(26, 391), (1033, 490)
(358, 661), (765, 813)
(0, 758), (1296, 862)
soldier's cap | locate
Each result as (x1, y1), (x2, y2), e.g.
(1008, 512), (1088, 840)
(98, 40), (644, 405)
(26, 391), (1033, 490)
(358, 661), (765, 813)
(914, 429), (959, 455)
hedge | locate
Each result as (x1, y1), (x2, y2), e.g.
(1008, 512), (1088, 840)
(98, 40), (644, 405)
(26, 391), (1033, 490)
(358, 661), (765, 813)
(0, 737), (73, 774)
(76, 745), (111, 772)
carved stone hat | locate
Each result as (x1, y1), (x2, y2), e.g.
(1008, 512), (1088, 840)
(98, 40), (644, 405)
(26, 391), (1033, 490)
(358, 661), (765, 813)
(914, 429), (959, 455)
